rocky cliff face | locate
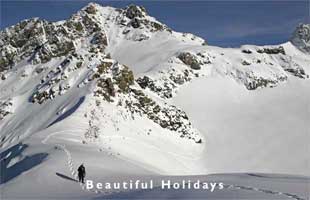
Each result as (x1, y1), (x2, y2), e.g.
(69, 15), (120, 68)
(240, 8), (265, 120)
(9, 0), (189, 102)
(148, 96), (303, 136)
(0, 3), (175, 73)
(290, 23), (310, 53)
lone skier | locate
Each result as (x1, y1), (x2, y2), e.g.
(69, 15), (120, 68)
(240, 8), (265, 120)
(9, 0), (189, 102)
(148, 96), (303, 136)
(77, 164), (86, 183)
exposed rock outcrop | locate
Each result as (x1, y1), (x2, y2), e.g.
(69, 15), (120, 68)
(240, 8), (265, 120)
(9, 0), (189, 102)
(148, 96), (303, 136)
(290, 23), (310, 53)
(178, 52), (201, 70)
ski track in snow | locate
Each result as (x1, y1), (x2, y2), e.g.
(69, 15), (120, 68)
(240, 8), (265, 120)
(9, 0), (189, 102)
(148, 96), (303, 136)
(41, 130), (122, 196)
(222, 184), (305, 200)
(40, 130), (305, 200)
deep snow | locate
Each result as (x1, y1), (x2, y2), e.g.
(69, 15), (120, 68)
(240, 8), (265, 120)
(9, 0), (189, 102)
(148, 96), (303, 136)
(0, 2), (309, 200)
(174, 77), (310, 176)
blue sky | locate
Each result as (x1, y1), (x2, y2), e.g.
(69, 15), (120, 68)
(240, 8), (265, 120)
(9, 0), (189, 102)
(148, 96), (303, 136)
(1, 0), (309, 47)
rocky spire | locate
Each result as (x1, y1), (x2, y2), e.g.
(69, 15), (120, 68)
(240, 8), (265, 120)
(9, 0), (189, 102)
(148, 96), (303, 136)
(290, 23), (310, 53)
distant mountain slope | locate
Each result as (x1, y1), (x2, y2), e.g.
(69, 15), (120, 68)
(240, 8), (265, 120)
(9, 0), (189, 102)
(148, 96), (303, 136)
(290, 23), (310, 53)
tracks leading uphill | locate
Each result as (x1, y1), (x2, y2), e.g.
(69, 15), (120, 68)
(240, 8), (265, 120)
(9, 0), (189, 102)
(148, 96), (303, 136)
(41, 130), (121, 196)
(41, 131), (306, 200)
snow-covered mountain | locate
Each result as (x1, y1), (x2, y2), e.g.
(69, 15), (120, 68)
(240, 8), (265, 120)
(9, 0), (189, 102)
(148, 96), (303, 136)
(0, 3), (203, 145)
(291, 23), (310, 53)
(0, 3), (309, 199)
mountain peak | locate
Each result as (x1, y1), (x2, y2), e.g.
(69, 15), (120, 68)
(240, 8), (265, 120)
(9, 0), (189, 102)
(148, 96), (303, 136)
(290, 23), (310, 53)
(124, 4), (148, 19)
(83, 2), (101, 11)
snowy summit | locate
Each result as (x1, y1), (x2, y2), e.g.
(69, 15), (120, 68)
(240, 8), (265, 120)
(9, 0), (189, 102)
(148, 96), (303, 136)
(0, 2), (309, 200)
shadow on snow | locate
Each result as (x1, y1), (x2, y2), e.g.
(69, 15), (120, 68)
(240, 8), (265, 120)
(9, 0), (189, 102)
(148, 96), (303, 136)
(48, 96), (85, 128)
(56, 172), (78, 182)
(0, 143), (48, 184)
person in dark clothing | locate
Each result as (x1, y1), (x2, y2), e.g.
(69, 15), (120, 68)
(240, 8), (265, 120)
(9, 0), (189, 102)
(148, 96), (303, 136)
(77, 164), (86, 183)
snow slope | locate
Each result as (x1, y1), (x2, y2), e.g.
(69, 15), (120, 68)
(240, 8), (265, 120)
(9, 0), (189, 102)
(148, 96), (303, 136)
(174, 77), (310, 176)
(0, 2), (309, 199)
(1, 123), (309, 199)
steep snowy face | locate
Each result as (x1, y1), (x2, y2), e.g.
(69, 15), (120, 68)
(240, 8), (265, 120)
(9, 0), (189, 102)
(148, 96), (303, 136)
(1, 2), (309, 147)
(0, 3), (205, 74)
(0, 2), (309, 175)
(290, 23), (310, 53)
(0, 3), (203, 151)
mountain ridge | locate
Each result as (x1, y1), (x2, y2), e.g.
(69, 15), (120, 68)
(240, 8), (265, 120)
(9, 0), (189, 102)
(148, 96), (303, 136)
(0, 2), (309, 176)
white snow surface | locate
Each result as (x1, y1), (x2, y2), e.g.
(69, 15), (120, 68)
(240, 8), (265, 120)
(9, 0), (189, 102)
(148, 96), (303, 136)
(174, 77), (310, 176)
(0, 2), (309, 199)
